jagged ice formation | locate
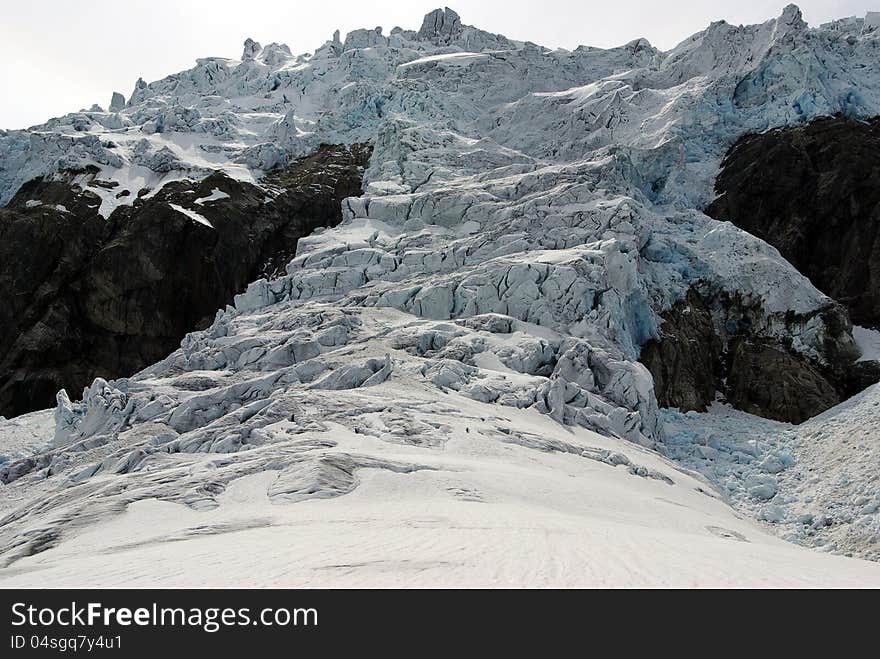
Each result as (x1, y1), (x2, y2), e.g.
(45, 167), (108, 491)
(1, 6), (880, 581)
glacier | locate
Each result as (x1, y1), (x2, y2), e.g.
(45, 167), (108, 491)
(1, 6), (880, 585)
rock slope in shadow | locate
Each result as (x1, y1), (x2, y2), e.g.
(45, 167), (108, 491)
(0, 144), (371, 417)
(707, 115), (880, 328)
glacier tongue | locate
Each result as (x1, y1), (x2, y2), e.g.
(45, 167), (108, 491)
(2, 6), (880, 582)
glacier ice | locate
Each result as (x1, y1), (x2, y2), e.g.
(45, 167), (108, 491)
(663, 383), (880, 561)
(1, 6), (880, 577)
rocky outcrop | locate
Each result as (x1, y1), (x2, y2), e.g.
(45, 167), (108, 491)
(707, 115), (880, 328)
(0, 143), (371, 418)
(687, 114), (880, 421)
(641, 288), (871, 424)
(640, 291), (720, 412)
(723, 338), (839, 422)
(108, 92), (125, 113)
(418, 7), (462, 42)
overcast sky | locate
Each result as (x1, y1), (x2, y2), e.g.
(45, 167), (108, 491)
(1, 1), (875, 129)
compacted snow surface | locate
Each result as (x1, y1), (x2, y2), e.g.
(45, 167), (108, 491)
(1, 378), (879, 587)
(1, 6), (880, 586)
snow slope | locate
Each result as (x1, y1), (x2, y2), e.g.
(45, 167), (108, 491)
(1, 6), (880, 585)
(2, 361), (879, 587)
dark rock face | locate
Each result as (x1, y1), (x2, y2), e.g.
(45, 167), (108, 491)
(0, 143), (371, 418)
(646, 115), (880, 423)
(642, 288), (867, 424)
(640, 290), (720, 411)
(707, 115), (880, 328)
(724, 339), (839, 423)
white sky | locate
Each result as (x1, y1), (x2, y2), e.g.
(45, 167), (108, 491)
(1, 1), (876, 129)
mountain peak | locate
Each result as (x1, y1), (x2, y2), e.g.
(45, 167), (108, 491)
(778, 4), (806, 30)
(242, 37), (262, 61)
(418, 7), (462, 41)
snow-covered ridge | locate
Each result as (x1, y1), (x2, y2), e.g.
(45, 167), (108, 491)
(3, 5), (879, 213)
(2, 6), (880, 582)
